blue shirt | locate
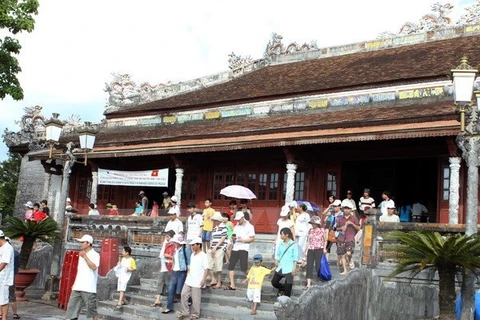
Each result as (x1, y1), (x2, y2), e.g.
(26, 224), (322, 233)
(275, 239), (298, 274)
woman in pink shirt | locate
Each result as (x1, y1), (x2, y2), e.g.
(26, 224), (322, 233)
(303, 215), (327, 290)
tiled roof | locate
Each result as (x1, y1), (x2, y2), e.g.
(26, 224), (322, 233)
(94, 99), (457, 150)
(108, 33), (480, 117)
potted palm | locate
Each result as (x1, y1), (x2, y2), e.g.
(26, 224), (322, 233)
(387, 230), (480, 319)
(4, 216), (59, 299)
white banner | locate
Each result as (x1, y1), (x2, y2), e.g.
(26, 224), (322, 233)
(98, 168), (169, 187)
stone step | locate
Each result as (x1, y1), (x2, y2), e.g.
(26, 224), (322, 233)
(111, 291), (276, 311)
(98, 298), (276, 320)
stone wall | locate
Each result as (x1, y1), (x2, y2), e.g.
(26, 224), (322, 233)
(13, 156), (46, 219)
(274, 268), (442, 320)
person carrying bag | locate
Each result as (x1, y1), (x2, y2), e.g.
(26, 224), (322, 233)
(271, 227), (298, 297)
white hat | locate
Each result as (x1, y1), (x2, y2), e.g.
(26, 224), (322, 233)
(211, 211), (223, 221)
(167, 207), (179, 215)
(66, 198), (72, 202)
(24, 201), (34, 208)
(5, 237), (11, 242)
(170, 234), (186, 245)
(280, 206), (289, 217)
(76, 234), (93, 244)
(386, 200), (396, 209)
(333, 199), (342, 206)
(0, 230), (4, 237)
(189, 236), (202, 245)
(139, 191), (145, 195)
(341, 200), (352, 209)
(162, 191), (169, 196)
(234, 211), (245, 220)
(171, 196), (178, 203)
(288, 201), (298, 209)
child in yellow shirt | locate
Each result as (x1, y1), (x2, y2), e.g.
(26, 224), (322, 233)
(115, 246), (137, 309)
(242, 254), (275, 315)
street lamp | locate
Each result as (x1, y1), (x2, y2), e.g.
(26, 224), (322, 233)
(451, 56), (480, 320)
(44, 114), (97, 166)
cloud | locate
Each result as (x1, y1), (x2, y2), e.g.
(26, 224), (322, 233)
(0, 0), (474, 160)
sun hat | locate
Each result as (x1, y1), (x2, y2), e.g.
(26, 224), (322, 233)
(288, 201), (297, 209)
(386, 200), (396, 209)
(170, 234), (186, 245)
(333, 199), (342, 206)
(5, 237), (10, 242)
(253, 254), (263, 261)
(76, 235), (93, 244)
(341, 200), (352, 209)
(66, 198), (72, 202)
(112, 205), (118, 210)
(162, 191), (169, 196)
(24, 201), (34, 208)
(280, 206), (289, 217)
(0, 230), (4, 238)
(309, 215), (321, 225)
(211, 212), (223, 221)
(189, 236), (202, 245)
(106, 203), (113, 208)
(234, 211), (245, 220)
(139, 191), (145, 195)
(171, 196), (178, 203)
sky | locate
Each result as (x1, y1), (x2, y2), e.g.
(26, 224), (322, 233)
(0, 0), (475, 161)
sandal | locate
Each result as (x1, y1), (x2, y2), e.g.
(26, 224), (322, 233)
(121, 300), (128, 305)
(13, 316), (20, 320)
(302, 286), (310, 290)
(206, 282), (217, 287)
(115, 305), (123, 310)
(223, 285), (236, 290)
(162, 309), (174, 314)
(150, 302), (162, 307)
(250, 310), (257, 315)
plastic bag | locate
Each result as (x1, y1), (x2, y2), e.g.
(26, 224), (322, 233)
(318, 254), (332, 281)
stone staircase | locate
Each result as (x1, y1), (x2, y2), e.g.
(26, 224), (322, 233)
(96, 266), (323, 320)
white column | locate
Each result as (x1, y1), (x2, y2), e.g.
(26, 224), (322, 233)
(42, 172), (51, 201)
(174, 168), (184, 205)
(465, 136), (479, 236)
(448, 157), (461, 224)
(90, 171), (98, 204)
(285, 163), (297, 204)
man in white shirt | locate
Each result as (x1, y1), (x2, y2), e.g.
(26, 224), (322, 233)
(177, 237), (208, 320)
(379, 201), (400, 223)
(185, 202), (203, 244)
(65, 235), (100, 320)
(379, 190), (394, 217)
(165, 207), (184, 235)
(0, 230), (14, 320)
(225, 212), (255, 290)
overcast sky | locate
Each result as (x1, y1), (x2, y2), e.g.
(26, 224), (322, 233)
(0, 0), (475, 160)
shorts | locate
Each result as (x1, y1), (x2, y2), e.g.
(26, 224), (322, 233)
(208, 248), (225, 272)
(117, 279), (128, 292)
(337, 241), (355, 256)
(8, 284), (16, 302)
(65, 290), (98, 319)
(0, 285), (9, 305)
(228, 250), (248, 272)
(202, 231), (212, 242)
(157, 271), (170, 295)
(246, 288), (262, 303)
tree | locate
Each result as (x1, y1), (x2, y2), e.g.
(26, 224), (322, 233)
(387, 230), (480, 319)
(0, 152), (21, 217)
(0, 0), (40, 100)
(5, 216), (58, 269)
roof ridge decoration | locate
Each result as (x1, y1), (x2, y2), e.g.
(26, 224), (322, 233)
(263, 33), (319, 61)
(2, 106), (98, 150)
(457, 0), (480, 26)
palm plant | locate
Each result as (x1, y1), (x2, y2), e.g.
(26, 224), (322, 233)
(4, 216), (59, 269)
(387, 230), (480, 318)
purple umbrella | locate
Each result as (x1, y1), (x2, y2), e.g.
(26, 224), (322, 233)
(296, 200), (321, 213)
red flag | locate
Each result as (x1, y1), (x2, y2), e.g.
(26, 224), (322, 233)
(151, 170), (159, 177)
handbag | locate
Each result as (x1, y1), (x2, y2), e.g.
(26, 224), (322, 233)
(327, 230), (337, 243)
(318, 254), (332, 281)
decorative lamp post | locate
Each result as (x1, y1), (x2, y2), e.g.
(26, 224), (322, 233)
(451, 57), (479, 320)
(451, 57), (479, 236)
(42, 114), (98, 299)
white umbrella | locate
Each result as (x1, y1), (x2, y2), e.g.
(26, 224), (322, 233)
(220, 185), (257, 200)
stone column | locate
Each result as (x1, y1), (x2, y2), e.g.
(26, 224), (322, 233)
(464, 136), (479, 237)
(90, 171), (98, 204)
(285, 163), (297, 204)
(448, 157), (461, 224)
(174, 168), (184, 205)
(42, 172), (51, 201)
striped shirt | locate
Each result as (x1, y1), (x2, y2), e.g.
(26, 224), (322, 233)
(211, 223), (227, 250)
